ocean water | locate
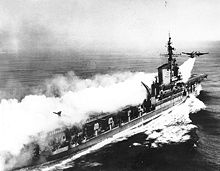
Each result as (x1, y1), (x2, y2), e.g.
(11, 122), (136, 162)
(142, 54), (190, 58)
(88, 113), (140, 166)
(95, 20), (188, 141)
(0, 42), (219, 171)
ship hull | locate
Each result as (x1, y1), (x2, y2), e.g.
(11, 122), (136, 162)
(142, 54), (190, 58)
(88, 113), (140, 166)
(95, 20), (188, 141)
(47, 91), (187, 162)
(46, 75), (205, 162)
(13, 80), (204, 171)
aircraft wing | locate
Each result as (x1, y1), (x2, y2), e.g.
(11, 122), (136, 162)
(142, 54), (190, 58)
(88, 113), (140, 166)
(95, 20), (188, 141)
(182, 52), (192, 55)
(196, 52), (209, 56)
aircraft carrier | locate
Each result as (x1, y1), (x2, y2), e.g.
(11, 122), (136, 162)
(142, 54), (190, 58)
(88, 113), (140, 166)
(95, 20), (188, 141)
(13, 36), (208, 169)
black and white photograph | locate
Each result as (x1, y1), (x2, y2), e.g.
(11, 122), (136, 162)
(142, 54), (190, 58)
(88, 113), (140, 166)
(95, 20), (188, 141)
(0, 0), (219, 170)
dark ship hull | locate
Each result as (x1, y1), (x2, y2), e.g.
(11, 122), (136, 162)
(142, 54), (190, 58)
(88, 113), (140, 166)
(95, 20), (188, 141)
(47, 74), (207, 160)
(13, 36), (208, 170)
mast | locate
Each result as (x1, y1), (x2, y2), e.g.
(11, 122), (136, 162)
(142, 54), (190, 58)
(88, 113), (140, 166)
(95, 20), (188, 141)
(167, 34), (174, 83)
(166, 34), (180, 83)
(167, 33), (174, 62)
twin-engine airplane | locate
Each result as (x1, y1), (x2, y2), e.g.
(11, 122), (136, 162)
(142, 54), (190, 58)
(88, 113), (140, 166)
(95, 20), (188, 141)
(182, 51), (209, 58)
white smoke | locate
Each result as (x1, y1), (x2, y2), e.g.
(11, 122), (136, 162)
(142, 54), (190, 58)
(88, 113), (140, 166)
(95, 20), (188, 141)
(179, 57), (196, 82)
(0, 57), (196, 170)
(0, 71), (156, 170)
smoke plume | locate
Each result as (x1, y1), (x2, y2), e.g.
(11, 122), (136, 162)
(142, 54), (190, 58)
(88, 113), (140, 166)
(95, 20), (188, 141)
(179, 57), (196, 82)
(0, 71), (155, 170)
